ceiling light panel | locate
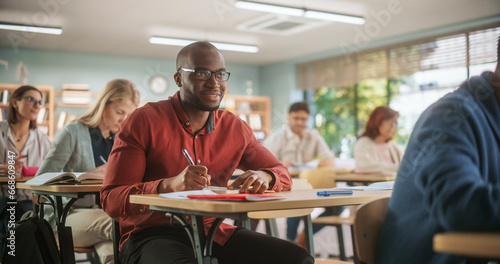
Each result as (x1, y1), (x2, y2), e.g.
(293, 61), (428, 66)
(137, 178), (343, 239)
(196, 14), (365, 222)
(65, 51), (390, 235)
(0, 22), (62, 35)
(235, 1), (304, 17)
(149, 37), (258, 53)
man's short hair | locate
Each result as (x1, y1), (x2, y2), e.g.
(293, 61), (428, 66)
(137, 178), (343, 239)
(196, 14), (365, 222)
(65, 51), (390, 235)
(289, 102), (310, 114)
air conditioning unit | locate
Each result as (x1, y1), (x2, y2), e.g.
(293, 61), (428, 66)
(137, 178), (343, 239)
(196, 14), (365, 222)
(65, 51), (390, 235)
(237, 14), (330, 35)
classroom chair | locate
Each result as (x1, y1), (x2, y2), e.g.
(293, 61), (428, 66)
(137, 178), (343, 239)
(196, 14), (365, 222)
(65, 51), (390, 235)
(299, 167), (354, 261)
(113, 218), (121, 264)
(352, 197), (390, 264)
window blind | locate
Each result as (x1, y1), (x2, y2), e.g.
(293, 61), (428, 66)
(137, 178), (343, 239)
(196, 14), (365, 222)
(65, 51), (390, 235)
(297, 23), (500, 90)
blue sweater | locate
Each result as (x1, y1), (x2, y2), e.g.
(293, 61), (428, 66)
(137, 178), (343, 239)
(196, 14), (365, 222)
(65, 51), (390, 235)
(377, 72), (500, 264)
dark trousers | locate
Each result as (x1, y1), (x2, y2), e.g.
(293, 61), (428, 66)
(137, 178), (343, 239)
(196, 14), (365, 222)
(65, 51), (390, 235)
(120, 225), (314, 264)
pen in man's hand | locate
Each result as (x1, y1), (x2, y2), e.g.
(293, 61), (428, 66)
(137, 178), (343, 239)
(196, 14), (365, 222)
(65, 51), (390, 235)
(100, 155), (107, 164)
(181, 149), (195, 165)
(181, 149), (210, 187)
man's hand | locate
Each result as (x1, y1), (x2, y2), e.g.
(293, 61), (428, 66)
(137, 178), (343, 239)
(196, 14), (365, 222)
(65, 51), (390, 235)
(228, 170), (273, 194)
(158, 165), (211, 193)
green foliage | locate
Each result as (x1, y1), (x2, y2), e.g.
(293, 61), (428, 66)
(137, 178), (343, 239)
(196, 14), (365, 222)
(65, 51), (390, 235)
(313, 78), (403, 157)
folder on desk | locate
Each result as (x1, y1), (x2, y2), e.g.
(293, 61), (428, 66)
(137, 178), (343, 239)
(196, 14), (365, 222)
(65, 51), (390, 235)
(187, 193), (285, 201)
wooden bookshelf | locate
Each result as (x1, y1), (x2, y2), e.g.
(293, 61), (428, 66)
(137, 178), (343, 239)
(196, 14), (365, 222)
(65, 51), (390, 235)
(0, 83), (55, 139)
(221, 94), (271, 140)
(54, 90), (98, 133)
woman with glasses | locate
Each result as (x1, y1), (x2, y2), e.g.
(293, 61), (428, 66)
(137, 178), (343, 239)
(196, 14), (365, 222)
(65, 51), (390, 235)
(36, 78), (140, 264)
(354, 105), (403, 172)
(0, 85), (52, 213)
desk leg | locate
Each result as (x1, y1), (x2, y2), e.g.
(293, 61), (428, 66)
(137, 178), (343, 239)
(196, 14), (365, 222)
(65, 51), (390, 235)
(190, 215), (205, 264)
(190, 215), (220, 264)
(303, 214), (315, 254)
(44, 195), (77, 264)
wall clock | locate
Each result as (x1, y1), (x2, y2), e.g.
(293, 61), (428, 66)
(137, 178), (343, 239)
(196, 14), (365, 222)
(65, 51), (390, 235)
(149, 75), (168, 95)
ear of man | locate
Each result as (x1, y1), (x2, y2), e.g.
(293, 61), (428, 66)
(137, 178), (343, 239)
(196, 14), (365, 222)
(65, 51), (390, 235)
(174, 72), (182, 87)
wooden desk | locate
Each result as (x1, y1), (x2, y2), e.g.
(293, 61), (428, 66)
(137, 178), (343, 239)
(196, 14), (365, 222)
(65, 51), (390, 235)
(0, 176), (34, 183)
(130, 189), (391, 264)
(0, 176), (35, 197)
(331, 173), (396, 185)
(17, 183), (102, 264)
(434, 232), (500, 260)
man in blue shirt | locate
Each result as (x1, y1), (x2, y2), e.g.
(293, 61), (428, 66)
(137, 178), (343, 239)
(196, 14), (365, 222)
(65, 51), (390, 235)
(377, 38), (500, 263)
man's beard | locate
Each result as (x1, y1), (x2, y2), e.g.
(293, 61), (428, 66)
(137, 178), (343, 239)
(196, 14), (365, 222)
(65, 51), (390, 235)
(183, 88), (222, 111)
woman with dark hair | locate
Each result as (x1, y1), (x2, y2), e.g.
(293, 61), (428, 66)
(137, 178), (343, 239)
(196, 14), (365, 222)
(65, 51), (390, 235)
(0, 85), (52, 211)
(354, 105), (403, 172)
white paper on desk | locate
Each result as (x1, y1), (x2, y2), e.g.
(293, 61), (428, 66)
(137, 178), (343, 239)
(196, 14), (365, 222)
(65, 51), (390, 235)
(159, 190), (217, 199)
(338, 181), (395, 191)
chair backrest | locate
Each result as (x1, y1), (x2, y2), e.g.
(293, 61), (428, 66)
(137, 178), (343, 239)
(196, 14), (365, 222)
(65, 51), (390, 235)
(353, 197), (390, 264)
(298, 167), (336, 189)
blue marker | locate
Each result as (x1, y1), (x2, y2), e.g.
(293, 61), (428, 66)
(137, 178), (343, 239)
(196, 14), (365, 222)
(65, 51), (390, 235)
(317, 190), (353, 196)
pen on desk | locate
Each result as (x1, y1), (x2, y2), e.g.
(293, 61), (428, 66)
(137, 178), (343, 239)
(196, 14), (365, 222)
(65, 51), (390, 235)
(99, 155), (107, 164)
(317, 190), (353, 196)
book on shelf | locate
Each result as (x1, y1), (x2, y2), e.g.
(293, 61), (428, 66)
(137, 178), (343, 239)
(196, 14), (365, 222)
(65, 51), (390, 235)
(56, 111), (78, 129)
(61, 84), (91, 104)
(62, 84), (90, 91)
(1, 90), (9, 104)
(36, 107), (46, 124)
(0, 109), (7, 121)
(61, 91), (91, 104)
(24, 172), (104, 186)
(248, 114), (262, 130)
(57, 111), (67, 130)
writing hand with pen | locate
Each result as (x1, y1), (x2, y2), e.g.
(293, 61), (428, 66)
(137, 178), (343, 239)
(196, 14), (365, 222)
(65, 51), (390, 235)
(228, 170), (273, 194)
(157, 149), (212, 193)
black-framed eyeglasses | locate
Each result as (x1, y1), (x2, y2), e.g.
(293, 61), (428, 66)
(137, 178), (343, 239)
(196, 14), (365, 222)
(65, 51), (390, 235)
(19, 96), (44, 107)
(179, 68), (230, 82)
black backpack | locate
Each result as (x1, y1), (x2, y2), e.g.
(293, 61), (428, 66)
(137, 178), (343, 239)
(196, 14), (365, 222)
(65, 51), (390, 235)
(2, 210), (61, 264)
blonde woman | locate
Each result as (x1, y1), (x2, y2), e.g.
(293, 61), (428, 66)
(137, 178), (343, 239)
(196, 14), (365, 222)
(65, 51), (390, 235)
(37, 79), (140, 264)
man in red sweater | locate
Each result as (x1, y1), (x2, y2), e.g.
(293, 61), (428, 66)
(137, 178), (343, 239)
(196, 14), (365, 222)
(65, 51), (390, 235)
(101, 41), (313, 264)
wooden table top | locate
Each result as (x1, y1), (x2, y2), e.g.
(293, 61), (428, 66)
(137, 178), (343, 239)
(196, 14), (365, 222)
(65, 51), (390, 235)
(130, 189), (392, 213)
(16, 183), (102, 193)
(332, 173), (396, 182)
(0, 176), (34, 183)
(434, 232), (500, 260)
